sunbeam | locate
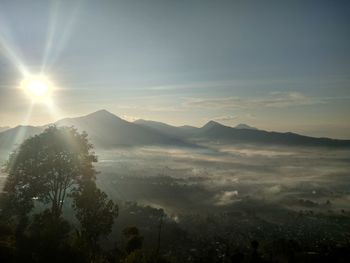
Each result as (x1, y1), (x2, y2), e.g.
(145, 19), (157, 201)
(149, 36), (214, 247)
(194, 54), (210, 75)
(41, 0), (61, 73)
(0, 1), (74, 131)
(42, 0), (83, 71)
(0, 34), (29, 76)
(0, 9), (30, 76)
(0, 1), (349, 261)
(11, 103), (34, 149)
(46, 98), (62, 122)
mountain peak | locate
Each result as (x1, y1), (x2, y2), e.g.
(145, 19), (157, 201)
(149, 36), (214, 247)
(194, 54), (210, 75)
(202, 120), (222, 129)
(91, 109), (113, 116)
(87, 109), (121, 119)
(234, 123), (257, 130)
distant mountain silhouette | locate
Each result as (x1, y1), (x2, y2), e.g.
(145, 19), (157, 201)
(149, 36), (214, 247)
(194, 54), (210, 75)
(54, 110), (187, 148)
(1, 110), (350, 151)
(234, 123), (258, 130)
(134, 119), (195, 139)
(0, 125), (43, 150)
(136, 119), (350, 147)
(201, 120), (222, 131)
(194, 121), (350, 147)
(0, 126), (10, 132)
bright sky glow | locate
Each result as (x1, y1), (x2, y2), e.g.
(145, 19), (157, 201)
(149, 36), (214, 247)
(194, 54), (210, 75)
(0, 0), (349, 139)
(20, 74), (53, 102)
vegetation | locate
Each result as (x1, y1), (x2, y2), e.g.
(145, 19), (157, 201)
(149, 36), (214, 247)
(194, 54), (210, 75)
(0, 126), (118, 262)
(2, 126), (97, 219)
(0, 126), (349, 262)
(72, 180), (118, 261)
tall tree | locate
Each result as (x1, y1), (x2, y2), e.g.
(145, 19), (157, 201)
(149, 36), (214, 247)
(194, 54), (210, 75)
(2, 126), (97, 221)
(123, 226), (144, 255)
(1, 126), (119, 262)
(72, 180), (118, 261)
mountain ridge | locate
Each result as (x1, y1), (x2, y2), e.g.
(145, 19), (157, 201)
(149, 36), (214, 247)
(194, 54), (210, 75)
(0, 126), (10, 132)
(1, 110), (349, 152)
(54, 110), (188, 148)
(234, 123), (258, 130)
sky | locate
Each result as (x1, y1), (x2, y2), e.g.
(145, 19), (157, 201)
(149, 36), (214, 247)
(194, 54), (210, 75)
(0, 0), (349, 139)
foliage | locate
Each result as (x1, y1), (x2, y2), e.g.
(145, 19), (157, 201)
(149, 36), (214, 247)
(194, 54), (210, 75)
(0, 222), (15, 263)
(2, 126), (97, 221)
(0, 126), (119, 262)
(123, 226), (144, 255)
(125, 250), (173, 263)
(1, 126), (350, 262)
(72, 180), (118, 259)
(24, 210), (73, 262)
(28, 210), (71, 251)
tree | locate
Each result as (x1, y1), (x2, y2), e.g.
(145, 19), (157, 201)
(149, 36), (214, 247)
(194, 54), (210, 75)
(72, 180), (118, 260)
(156, 209), (165, 255)
(123, 226), (144, 255)
(125, 250), (173, 263)
(2, 126), (97, 221)
(0, 126), (118, 262)
(0, 222), (15, 263)
(27, 210), (72, 262)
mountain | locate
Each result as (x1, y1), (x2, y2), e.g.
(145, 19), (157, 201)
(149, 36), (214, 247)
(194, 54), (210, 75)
(234, 123), (258, 130)
(0, 126), (10, 132)
(134, 119), (196, 138)
(54, 110), (187, 148)
(201, 120), (222, 131)
(0, 125), (43, 151)
(1, 110), (349, 152)
(134, 119), (350, 148)
(134, 119), (182, 138)
(193, 121), (350, 147)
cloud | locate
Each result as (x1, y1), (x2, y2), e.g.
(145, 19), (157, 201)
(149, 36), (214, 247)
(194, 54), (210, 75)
(264, 185), (283, 195)
(214, 190), (239, 206)
(185, 92), (324, 109)
(116, 105), (184, 112)
(212, 115), (237, 122)
(185, 97), (244, 109)
(121, 115), (140, 122)
(143, 80), (260, 91)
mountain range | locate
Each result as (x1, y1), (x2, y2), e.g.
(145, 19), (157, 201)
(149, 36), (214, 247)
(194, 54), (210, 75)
(1, 109), (349, 152)
(0, 126), (10, 132)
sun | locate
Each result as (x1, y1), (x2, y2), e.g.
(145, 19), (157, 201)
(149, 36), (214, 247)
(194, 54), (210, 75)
(20, 74), (54, 103)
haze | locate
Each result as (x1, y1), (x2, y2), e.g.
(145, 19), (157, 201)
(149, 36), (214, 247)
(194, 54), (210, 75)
(1, 2), (350, 261)
(0, 0), (350, 139)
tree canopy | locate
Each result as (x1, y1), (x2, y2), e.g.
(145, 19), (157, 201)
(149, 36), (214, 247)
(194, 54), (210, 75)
(0, 126), (118, 262)
(3, 126), (97, 220)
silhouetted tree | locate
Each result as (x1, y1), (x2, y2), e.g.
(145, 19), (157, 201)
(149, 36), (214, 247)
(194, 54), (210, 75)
(156, 209), (164, 255)
(2, 126), (97, 223)
(0, 126), (119, 262)
(27, 210), (72, 262)
(123, 226), (144, 255)
(250, 240), (261, 263)
(72, 180), (118, 261)
(0, 222), (15, 263)
(125, 250), (173, 263)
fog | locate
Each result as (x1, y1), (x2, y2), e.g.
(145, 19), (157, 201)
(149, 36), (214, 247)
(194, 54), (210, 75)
(2, 143), (349, 215)
(2, 143), (350, 258)
(86, 144), (350, 216)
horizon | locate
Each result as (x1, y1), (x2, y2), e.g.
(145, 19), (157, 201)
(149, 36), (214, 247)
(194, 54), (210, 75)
(1, 2), (350, 261)
(0, 0), (349, 139)
(1, 108), (348, 141)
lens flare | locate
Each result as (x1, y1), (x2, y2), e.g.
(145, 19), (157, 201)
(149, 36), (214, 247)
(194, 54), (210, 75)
(20, 74), (54, 103)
